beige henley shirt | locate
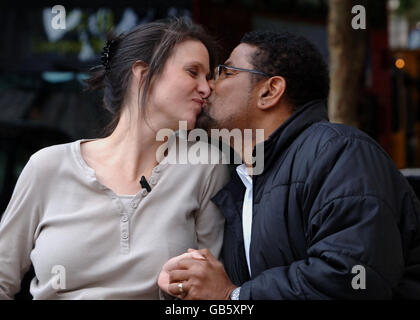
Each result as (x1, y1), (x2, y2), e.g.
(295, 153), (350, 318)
(0, 138), (229, 299)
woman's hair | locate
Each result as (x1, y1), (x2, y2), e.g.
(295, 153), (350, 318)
(85, 17), (220, 135)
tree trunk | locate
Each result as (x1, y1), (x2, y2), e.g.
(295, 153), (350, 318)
(328, 0), (367, 127)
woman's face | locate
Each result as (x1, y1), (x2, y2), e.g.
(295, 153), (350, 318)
(147, 40), (212, 130)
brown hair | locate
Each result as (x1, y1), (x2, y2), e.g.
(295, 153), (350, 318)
(85, 17), (220, 135)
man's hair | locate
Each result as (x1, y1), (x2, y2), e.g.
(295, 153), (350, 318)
(240, 31), (329, 110)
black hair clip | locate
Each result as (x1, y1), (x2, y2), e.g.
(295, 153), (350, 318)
(101, 39), (119, 72)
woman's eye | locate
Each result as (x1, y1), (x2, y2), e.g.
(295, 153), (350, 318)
(188, 69), (198, 76)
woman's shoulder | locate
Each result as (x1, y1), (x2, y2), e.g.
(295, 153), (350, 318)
(28, 140), (79, 173)
(10, 141), (80, 198)
(163, 137), (231, 188)
(166, 135), (229, 166)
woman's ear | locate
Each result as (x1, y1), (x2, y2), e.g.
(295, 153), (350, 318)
(256, 76), (286, 110)
(131, 60), (149, 82)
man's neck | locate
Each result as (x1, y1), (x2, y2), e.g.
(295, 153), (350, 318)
(260, 106), (293, 141)
(239, 105), (293, 168)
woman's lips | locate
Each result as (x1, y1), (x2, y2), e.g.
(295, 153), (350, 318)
(192, 99), (204, 110)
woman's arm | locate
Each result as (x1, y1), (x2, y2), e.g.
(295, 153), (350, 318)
(0, 158), (40, 299)
(194, 163), (230, 260)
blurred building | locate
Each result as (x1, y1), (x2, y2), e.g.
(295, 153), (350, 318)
(388, 0), (420, 168)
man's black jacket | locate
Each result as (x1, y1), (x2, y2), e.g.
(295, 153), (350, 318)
(212, 100), (420, 299)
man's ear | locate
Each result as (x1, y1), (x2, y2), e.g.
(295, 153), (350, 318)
(256, 76), (286, 110)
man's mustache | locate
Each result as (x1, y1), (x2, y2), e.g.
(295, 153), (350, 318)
(199, 99), (212, 118)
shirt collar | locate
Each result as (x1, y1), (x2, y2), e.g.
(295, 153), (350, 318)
(236, 164), (253, 189)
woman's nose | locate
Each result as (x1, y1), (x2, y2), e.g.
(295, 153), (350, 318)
(198, 78), (211, 99)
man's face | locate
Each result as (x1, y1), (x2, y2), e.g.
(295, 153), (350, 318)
(196, 43), (258, 131)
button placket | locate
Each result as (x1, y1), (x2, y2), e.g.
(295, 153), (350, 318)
(120, 213), (130, 254)
(116, 163), (166, 254)
(111, 193), (134, 255)
(96, 178), (139, 255)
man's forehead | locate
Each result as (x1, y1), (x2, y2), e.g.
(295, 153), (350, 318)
(225, 43), (256, 67)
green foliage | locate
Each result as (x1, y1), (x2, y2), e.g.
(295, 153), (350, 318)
(396, 0), (420, 22)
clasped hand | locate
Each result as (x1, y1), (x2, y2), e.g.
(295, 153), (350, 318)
(158, 248), (237, 300)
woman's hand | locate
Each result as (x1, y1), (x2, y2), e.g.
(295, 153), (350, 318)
(158, 249), (205, 298)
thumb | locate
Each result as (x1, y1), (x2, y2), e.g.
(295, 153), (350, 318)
(190, 251), (206, 260)
(197, 248), (214, 260)
(187, 248), (206, 260)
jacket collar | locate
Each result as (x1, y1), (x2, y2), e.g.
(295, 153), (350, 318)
(257, 99), (329, 173)
(212, 99), (328, 207)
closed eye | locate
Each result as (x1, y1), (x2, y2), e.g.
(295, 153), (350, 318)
(220, 71), (235, 79)
(187, 69), (198, 77)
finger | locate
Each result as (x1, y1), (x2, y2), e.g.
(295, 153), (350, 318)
(162, 252), (193, 272)
(183, 290), (200, 301)
(157, 270), (169, 290)
(187, 249), (206, 260)
(176, 257), (203, 270)
(168, 281), (189, 297)
(196, 248), (215, 260)
(190, 252), (206, 260)
(163, 252), (206, 273)
(168, 270), (190, 283)
(177, 292), (187, 300)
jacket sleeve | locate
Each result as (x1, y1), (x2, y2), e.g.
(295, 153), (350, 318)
(239, 135), (406, 299)
(0, 158), (40, 299)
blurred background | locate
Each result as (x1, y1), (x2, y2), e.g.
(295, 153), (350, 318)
(1, 0), (420, 298)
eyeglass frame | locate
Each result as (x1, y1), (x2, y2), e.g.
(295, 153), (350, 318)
(214, 64), (275, 82)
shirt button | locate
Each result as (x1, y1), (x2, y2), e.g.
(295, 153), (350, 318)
(121, 215), (128, 222)
(150, 178), (156, 185)
(121, 232), (129, 239)
(154, 167), (160, 173)
(131, 202), (138, 209)
(142, 189), (148, 196)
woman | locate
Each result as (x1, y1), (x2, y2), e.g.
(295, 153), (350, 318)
(0, 18), (229, 299)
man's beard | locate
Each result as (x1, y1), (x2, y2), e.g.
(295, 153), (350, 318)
(195, 108), (219, 132)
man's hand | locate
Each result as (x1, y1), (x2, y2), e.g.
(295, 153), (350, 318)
(167, 248), (237, 300)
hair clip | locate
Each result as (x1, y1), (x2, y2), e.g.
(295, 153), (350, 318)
(89, 65), (103, 72)
(101, 39), (119, 72)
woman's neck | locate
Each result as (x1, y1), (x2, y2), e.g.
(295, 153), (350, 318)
(91, 108), (164, 182)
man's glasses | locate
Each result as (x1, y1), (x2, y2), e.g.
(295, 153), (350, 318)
(214, 64), (274, 83)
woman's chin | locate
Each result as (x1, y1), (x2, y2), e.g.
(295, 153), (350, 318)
(169, 114), (197, 131)
(176, 118), (196, 131)
(186, 120), (196, 130)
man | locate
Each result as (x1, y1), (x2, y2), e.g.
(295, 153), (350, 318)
(160, 31), (420, 299)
